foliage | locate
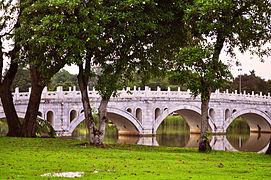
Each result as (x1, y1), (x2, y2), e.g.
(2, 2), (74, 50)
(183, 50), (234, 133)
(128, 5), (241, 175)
(170, 0), (271, 152)
(227, 118), (250, 134)
(35, 118), (56, 138)
(89, 0), (189, 99)
(133, 76), (187, 91)
(1, 137), (271, 179)
(202, 131), (212, 152)
(224, 70), (269, 94)
(11, 66), (31, 92)
(48, 69), (77, 91)
(16, 0), (93, 82)
(170, 44), (232, 100)
(185, 0), (271, 58)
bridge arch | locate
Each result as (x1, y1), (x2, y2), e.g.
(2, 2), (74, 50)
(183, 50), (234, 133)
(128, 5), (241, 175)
(225, 108), (271, 133)
(46, 110), (55, 126)
(153, 104), (212, 133)
(68, 107), (143, 135)
(69, 109), (77, 123)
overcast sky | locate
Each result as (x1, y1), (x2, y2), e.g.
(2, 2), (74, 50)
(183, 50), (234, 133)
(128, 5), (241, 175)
(220, 48), (271, 81)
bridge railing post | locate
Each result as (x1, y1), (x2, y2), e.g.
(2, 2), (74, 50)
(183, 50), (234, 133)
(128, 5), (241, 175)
(157, 86), (161, 91)
(14, 87), (19, 101)
(145, 86), (150, 97)
(57, 86), (64, 99)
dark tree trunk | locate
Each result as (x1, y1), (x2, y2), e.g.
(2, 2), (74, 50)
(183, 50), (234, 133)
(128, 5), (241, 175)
(20, 67), (45, 137)
(0, 41), (21, 136)
(199, 91), (211, 152)
(266, 140), (271, 155)
(77, 64), (96, 144)
(0, 62), (20, 136)
(95, 98), (109, 145)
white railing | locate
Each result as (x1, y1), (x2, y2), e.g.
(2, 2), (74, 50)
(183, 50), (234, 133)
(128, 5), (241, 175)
(12, 86), (271, 103)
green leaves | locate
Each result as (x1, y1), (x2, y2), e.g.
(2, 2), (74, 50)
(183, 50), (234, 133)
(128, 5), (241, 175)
(172, 0), (271, 101)
(170, 44), (232, 100)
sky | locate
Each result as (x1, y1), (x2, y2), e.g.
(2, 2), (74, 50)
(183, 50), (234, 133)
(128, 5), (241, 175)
(64, 48), (271, 81)
(220, 48), (271, 81)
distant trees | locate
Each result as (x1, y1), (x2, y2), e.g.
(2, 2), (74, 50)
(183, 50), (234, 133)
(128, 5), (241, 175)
(224, 70), (269, 95)
(11, 67), (31, 92)
(49, 69), (77, 91)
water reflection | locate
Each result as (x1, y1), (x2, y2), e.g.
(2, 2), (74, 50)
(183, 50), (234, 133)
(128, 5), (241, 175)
(1, 118), (270, 153)
(68, 118), (271, 152)
(113, 133), (270, 153)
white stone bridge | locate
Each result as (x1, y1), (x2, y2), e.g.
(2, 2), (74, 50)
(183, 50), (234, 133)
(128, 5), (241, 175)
(1, 86), (271, 137)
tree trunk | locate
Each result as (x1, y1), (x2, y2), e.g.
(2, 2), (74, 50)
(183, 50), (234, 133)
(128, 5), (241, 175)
(199, 91), (211, 152)
(0, 40), (21, 136)
(95, 98), (109, 145)
(0, 62), (21, 136)
(20, 67), (45, 137)
(266, 140), (271, 155)
(77, 65), (96, 144)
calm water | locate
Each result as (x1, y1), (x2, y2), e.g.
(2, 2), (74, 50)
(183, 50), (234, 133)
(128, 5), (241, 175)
(70, 117), (271, 153)
(1, 117), (270, 153)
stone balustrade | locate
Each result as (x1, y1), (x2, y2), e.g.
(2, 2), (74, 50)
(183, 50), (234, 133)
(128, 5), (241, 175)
(12, 86), (271, 103)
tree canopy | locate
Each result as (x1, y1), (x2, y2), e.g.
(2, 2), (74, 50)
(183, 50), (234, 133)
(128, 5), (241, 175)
(169, 0), (271, 152)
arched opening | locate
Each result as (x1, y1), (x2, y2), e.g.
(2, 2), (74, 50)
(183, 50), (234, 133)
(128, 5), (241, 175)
(70, 110), (77, 123)
(127, 108), (132, 113)
(226, 112), (271, 152)
(46, 111), (54, 125)
(233, 109), (237, 113)
(70, 108), (142, 142)
(209, 108), (215, 120)
(38, 111), (42, 117)
(155, 108), (161, 120)
(136, 108), (142, 123)
(225, 109), (230, 120)
(80, 109), (84, 113)
(156, 111), (191, 148)
(107, 112), (140, 136)
(72, 115), (135, 143)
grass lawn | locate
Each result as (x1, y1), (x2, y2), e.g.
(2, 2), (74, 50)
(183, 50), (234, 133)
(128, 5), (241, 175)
(0, 137), (271, 179)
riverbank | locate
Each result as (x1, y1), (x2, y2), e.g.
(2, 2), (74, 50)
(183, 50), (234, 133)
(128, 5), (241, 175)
(0, 137), (271, 179)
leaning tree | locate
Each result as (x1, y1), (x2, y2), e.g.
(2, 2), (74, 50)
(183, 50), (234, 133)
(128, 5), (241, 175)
(171, 0), (271, 152)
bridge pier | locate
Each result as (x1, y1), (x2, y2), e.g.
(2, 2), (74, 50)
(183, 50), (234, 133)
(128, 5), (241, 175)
(139, 129), (155, 136)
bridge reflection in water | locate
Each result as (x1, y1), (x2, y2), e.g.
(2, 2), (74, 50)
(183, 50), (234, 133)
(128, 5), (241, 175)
(113, 133), (271, 153)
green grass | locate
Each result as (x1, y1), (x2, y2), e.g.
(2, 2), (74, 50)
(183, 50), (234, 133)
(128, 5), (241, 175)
(0, 137), (271, 179)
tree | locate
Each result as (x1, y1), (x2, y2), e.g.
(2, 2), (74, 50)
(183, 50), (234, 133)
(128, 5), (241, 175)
(171, 0), (271, 152)
(16, 0), (88, 137)
(170, 45), (231, 152)
(0, 0), (21, 136)
(76, 0), (189, 145)
(267, 80), (271, 93)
